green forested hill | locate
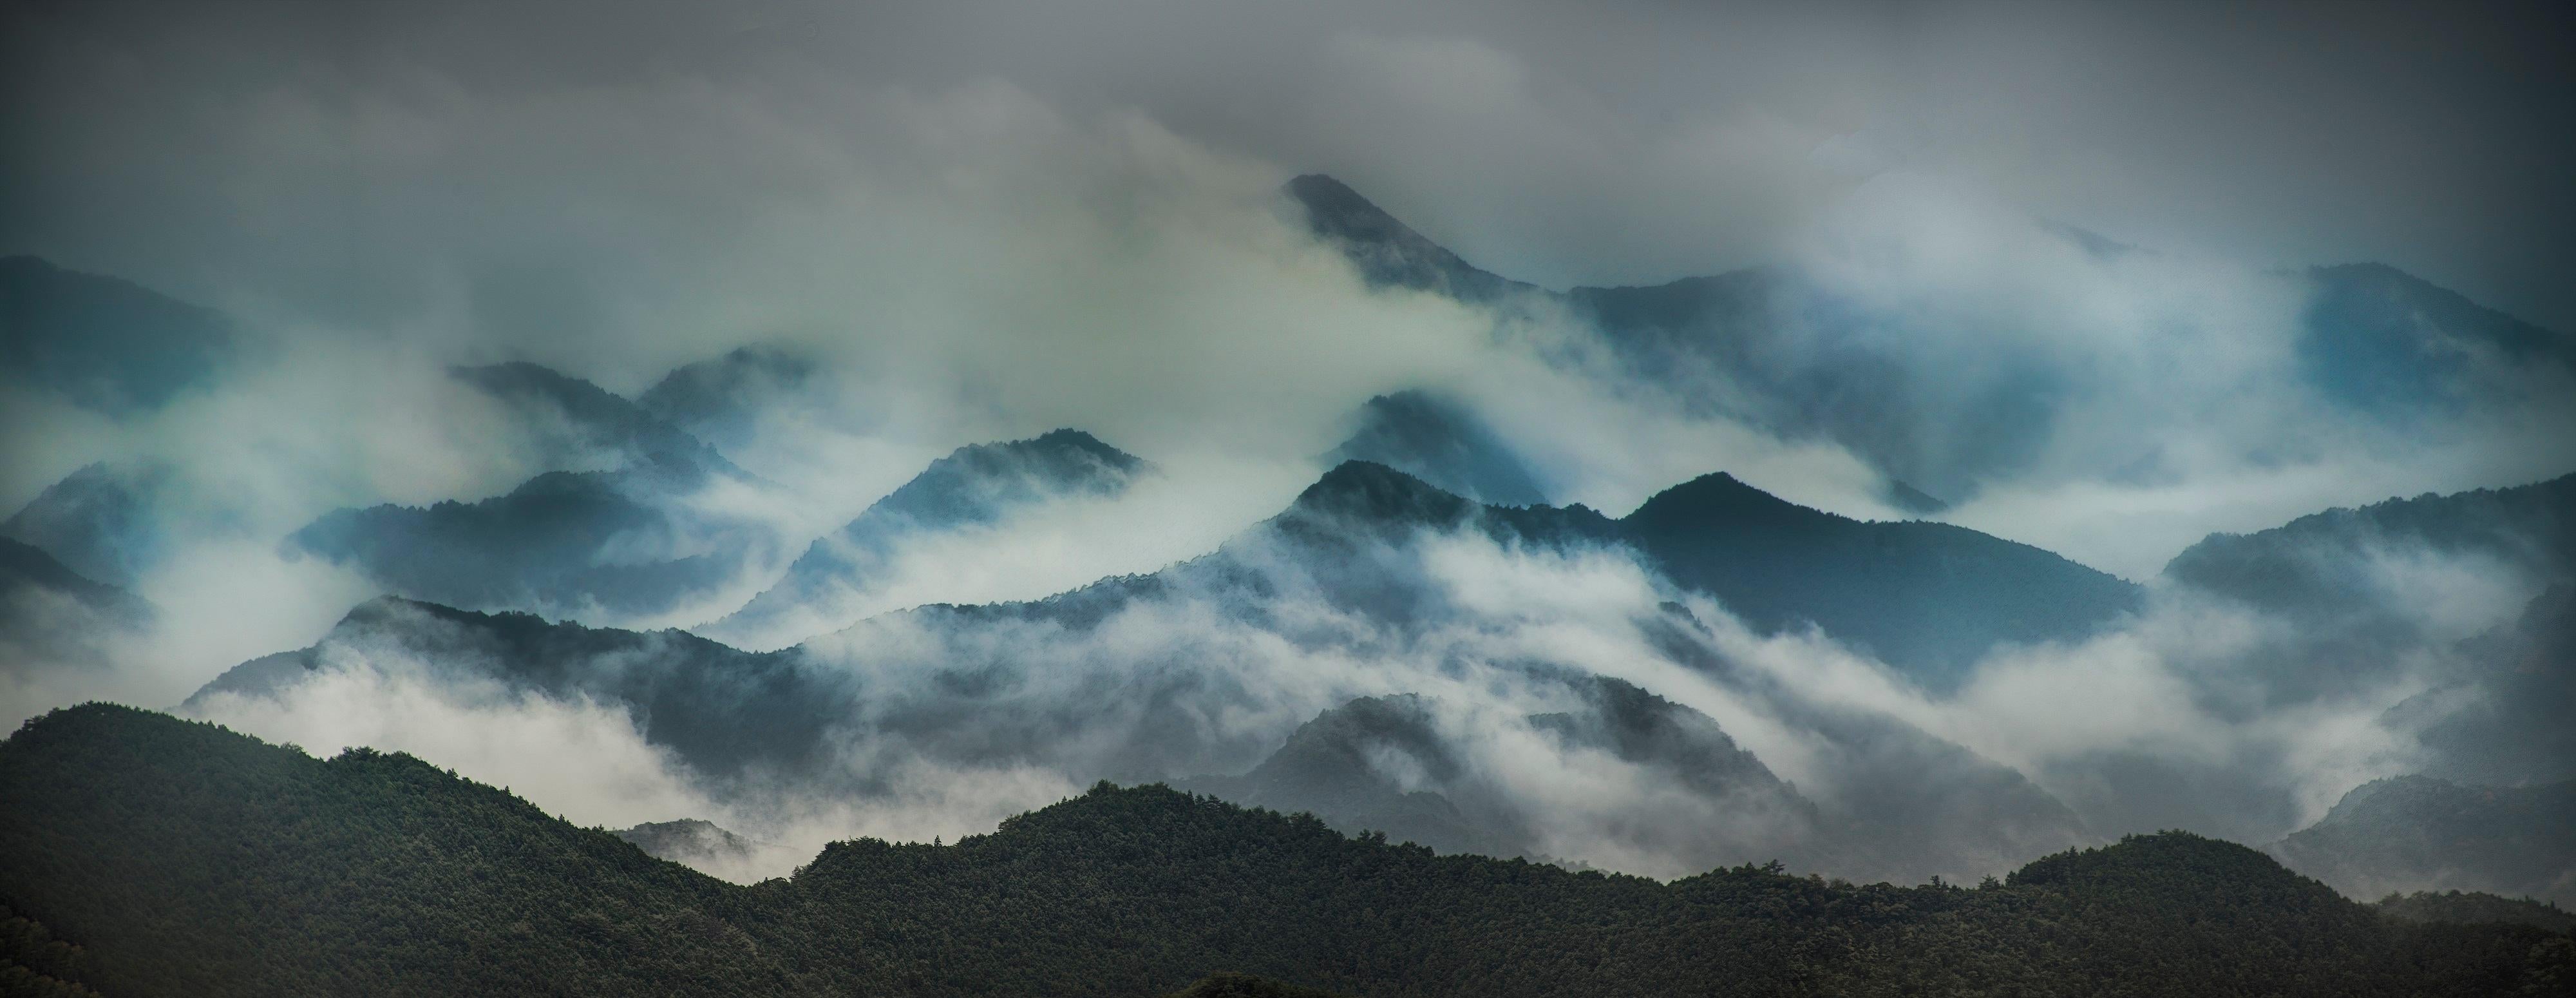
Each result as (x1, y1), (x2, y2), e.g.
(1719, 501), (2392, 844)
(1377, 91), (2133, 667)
(1, 705), (2566, 997)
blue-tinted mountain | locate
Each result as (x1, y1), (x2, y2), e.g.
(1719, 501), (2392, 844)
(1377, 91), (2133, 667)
(2166, 472), (2576, 617)
(205, 459), (2118, 882)
(0, 537), (147, 624)
(287, 363), (770, 619)
(635, 345), (815, 451)
(2164, 472), (2576, 716)
(1285, 175), (1534, 302)
(1289, 176), (2576, 504)
(2269, 774), (2576, 906)
(0, 256), (232, 415)
(2299, 262), (2576, 421)
(1, 536), (152, 676)
(449, 361), (746, 481)
(1, 462), (169, 589)
(3, 704), (2562, 996)
(705, 429), (1147, 645)
(1323, 390), (1548, 506)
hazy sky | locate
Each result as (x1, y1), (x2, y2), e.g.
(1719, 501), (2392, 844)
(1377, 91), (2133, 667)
(6, 0), (2573, 330)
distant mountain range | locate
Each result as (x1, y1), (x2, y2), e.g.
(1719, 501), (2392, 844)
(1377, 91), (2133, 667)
(0, 255), (234, 416)
(3, 704), (2565, 997)
(1287, 175), (2576, 505)
(2271, 774), (2576, 905)
(191, 457), (2144, 882)
(703, 428), (1150, 648)
(281, 361), (779, 620)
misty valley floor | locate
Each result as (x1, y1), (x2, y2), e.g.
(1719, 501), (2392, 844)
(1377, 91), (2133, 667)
(3, 704), (2571, 997)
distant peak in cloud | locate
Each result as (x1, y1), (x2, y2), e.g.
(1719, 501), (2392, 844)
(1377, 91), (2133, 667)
(1286, 175), (1528, 301)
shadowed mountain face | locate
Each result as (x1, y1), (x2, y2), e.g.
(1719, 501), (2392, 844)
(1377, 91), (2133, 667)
(705, 429), (1148, 648)
(2269, 775), (2576, 906)
(186, 597), (840, 784)
(285, 363), (775, 620)
(1285, 175), (1531, 303)
(0, 256), (233, 416)
(635, 345), (815, 451)
(1323, 390), (1549, 506)
(3, 705), (2563, 997)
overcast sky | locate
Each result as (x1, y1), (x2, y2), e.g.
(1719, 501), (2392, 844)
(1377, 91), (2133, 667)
(6, 0), (2573, 331)
(5, 0), (2576, 335)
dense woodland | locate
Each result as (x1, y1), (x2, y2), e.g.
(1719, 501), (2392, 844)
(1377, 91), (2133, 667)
(3, 705), (2570, 997)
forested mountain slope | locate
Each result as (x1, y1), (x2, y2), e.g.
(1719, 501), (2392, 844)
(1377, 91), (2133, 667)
(2, 705), (2564, 997)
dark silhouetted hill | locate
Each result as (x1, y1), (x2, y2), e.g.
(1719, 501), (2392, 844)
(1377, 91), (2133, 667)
(2, 704), (2562, 997)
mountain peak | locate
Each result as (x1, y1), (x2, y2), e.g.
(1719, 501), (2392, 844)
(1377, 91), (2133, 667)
(1623, 471), (1822, 532)
(1289, 460), (1476, 526)
(1283, 175), (1522, 301)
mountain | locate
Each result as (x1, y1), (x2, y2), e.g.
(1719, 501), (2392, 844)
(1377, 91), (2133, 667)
(1, 462), (168, 589)
(2269, 774), (2576, 907)
(184, 597), (837, 784)
(0, 256), (233, 416)
(1181, 680), (1824, 870)
(1288, 177), (2576, 505)
(1322, 390), (1549, 506)
(636, 345), (815, 451)
(2165, 472), (2576, 619)
(0, 537), (147, 626)
(4, 704), (2562, 997)
(1620, 469), (2139, 685)
(704, 429), (1148, 647)
(2166, 472), (2576, 750)
(198, 460), (2127, 883)
(1285, 174), (1533, 302)
(448, 361), (746, 481)
(2299, 262), (2576, 421)
(1, 537), (153, 682)
(285, 363), (775, 620)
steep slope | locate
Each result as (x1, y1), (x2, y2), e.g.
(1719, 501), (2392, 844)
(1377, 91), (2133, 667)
(2269, 775), (2576, 906)
(286, 363), (773, 620)
(1323, 390), (1549, 506)
(1285, 174), (1533, 302)
(705, 429), (1148, 646)
(0, 256), (233, 415)
(2, 705), (2561, 997)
